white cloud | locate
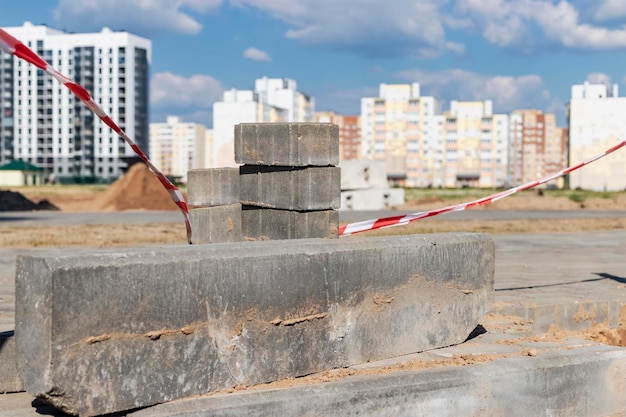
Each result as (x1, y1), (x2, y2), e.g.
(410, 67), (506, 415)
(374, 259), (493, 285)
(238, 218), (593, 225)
(592, 0), (626, 21)
(243, 47), (272, 62)
(230, 0), (455, 59)
(454, 0), (626, 51)
(586, 72), (612, 85)
(395, 68), (551, 113)
(151, 72), (224, 110)
(53, 0), (210, 35)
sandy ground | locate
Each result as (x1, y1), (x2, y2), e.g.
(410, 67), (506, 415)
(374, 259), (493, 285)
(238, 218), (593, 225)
(1, 186), (626, 248)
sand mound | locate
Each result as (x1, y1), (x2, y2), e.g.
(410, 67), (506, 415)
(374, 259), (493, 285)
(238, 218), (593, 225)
(95, 163), (179, 211)
(0, 190), (60, 211)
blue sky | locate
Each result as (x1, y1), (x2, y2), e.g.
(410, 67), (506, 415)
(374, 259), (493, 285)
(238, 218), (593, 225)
(1, 0), (626, 128)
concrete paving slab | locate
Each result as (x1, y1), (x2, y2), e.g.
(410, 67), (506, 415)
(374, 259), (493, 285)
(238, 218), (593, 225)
(187, 168), (240, 207)
(234, 123), (339, 167)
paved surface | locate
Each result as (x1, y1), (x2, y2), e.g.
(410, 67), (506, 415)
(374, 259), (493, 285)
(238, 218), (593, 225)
(2, 209), (626, 226)
(0, 227), (625, 415)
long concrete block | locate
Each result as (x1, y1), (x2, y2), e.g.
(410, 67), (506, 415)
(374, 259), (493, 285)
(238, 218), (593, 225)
(234, 123), (339, 166)
(189, 204), (242, 244)
(240, 166), (341, 210)
(241, 207), (339, 240)
(187, 168), (240, 207)
(129, 345), (626, 417)
(16, 233), (494, 416)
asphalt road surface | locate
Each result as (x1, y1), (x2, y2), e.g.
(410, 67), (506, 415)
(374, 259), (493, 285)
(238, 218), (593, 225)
(1, 209), (626, 226)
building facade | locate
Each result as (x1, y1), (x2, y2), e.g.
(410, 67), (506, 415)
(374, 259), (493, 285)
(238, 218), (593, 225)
(509, 109), (567, 187)
(149, 116), (208, 183)
(212, 77), (314, 167)
(361, 83), (441, 187)
(568, 81), (626, 191)
(438, 101), (508, 188)
(0, 22), (151, 182)
(315, 111), (361, 160)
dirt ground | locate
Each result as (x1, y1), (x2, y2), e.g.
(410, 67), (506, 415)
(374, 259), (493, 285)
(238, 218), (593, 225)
(1, 164), (626, 248)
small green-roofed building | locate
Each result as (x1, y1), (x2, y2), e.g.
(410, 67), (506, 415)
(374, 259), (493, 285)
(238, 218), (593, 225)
(0, 160), (45, 186)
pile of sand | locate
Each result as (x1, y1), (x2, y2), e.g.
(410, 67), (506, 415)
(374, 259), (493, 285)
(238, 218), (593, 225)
(0, 190), (59, 211)
(95, 162), (179, 211)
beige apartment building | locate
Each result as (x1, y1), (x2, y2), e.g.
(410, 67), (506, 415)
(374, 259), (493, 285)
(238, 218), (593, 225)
(315, 112), (361, 160)
(149, 116), (209, 183)
(509, 110), (567, 187)
(439, 101), (509, 188)
(361, 83), (440, 187)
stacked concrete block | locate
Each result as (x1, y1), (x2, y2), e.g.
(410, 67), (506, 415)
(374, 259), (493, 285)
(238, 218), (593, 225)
(187, 168), (242, 244)
(339, 160), (405, 210)
(235, 123), (340, 240)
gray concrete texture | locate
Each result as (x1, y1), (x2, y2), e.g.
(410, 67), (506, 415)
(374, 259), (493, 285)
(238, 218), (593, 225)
(341, 188), (405, 211)
(0, 333), (23, 394)
(241, 207), (339, 240)
(189, 204), (242, 244)
(129, 345), (626, 417)
(234, 123), (339, 166)
(239, 166), (341, 210)
(187, 168), (240, 207)
(15, 233), (494, 417)
(339, 160), (388, 190)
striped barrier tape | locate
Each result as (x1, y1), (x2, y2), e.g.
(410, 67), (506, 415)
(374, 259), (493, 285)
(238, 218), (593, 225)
(339, 139), (626, 236)
(0, 28), (193, 244)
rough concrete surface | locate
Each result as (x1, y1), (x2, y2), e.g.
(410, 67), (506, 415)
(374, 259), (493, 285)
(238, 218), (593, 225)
(239, 166), (341, 210)
(234, 123), (339, 167)
(1, 230), (625, 417)
(241, 207), (340, 240)
(0, 332), (23, 393)
(129, 344), (626, 417)
(187, 168), (240, 207)
(189, 204), (242, 244)
(15, 233), (494, 416)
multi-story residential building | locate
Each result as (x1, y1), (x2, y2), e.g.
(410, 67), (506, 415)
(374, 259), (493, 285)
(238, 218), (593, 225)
(568, 81), (626, 191)
(509, 110), (567, 187)
(438, 101), (508, 188)
(149, 116), (208, 183)
(212, 77), (314, 167)
(361, 83), (440, 187)
(0, 22), (151, 182)
(315, 111), (361, 160)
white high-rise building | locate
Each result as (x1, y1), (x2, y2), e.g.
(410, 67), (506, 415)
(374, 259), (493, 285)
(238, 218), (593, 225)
(0, 22), (151, 182)
(568, 81), (626, 191)
(149, 116), (208, 183)
(212, 77), (314, 167)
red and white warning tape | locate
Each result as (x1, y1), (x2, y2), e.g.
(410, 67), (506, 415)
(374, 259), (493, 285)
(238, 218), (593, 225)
(0, 28), (192, 243)
(339, 139), (626, 236)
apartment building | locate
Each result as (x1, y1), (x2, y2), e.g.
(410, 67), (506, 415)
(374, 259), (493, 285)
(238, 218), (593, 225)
(439, 101), (508, 188)
(212, 77), (314, 167)
(361, 83), (441, 187)
(0, 22), (151, 182)
(509, 110), (567, 187)
(568, 81), (626, 191)
(149, 116), (209, 183)
(315, 111), (361, 160)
